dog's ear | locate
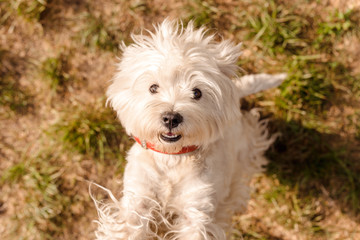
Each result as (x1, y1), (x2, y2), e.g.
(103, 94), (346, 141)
(213, 41), (242, 78)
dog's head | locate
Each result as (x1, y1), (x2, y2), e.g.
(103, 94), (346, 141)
(107, 20), (242, 153)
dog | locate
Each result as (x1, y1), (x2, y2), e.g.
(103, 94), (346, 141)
(93, 19), (286, 240)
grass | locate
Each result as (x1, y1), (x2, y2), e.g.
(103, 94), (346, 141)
(0, 75), (32, 113)
(52, 99), (130, 162)
(245, 0), (309, 56)
(2, 0), (48, 21)
(41, 54), (71, 92)
(1, 151), (71, 238)
(233, 176), (332, 239)
(315, 9), (357, 52)
(262, 178), (328, 236)
(1, 0), (360, 239)
(77, 13), (120, 52)
(1, 102), (129, 238)
(0, 49), (32, 114)
(185, 0), (221, 28)
(277, 58), (334, 119)
(268, 120), (360, 213)
(242, 0), (360, 123)
(237, 0), (360, 237)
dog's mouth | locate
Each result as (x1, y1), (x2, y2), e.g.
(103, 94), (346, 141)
(160, 132), (182, 143)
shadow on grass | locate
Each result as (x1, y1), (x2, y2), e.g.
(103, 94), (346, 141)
(266, 118), (360, 220)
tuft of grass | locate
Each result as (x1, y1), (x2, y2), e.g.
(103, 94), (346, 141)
(262, 178), (328, 237)
(276, 58), (334, 120)
(315, 9), (357, 52)
(276, 58), (357, 123)
(233, 176), (329, 239)
(1, 162), (27, 183)
(243, 2), (359, 123)
(0, 49), (32, 114)
(3, 0), (48, 21)
(52, 100), (130, 161)
(41, 54), (70, 92)
(0, 76), (32, 113)
(185, 0), (220, 28)
(1, 152), (71, 238)
(129, 0), (152, 15)
(246, 0), (309, 56)
(78, 13), (120, 52)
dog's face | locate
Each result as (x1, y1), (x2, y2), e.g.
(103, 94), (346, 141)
(107, 20), (242, 153)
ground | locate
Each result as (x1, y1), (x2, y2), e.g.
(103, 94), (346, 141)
(0, 0), (359, 239)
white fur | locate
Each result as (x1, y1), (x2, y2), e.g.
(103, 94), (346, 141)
(236, 73), (286, 97)
(93, 20), (284, 240)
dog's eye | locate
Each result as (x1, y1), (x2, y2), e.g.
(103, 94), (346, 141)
(149, 84), (159, 94)
(192, 88), (202, 100)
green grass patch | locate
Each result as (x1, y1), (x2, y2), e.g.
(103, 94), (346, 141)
(245, 0), (309, 56)
(1, 162), (27, 183)
(233, 175), (328, 239)
(78, 13), (120, 52)
(242, 2), (360, 123)
(262, 178), (328, 237)
(0, 75), (32, 114)
(3, 0), (48, 21)
(0, 49), (32, 114)
(41, 54), (71, 92)
(314, 9), (358, 52)
(185, 0), (220, 28)
(276, 58), (334, 119)
(276, 58), (357, 123)
(52, 100), (130, 161)
(1, 151), (72, 238)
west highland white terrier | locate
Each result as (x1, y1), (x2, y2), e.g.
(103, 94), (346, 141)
(93, 20), (286, 240)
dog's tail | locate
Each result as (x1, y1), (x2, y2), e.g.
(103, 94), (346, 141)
(233, 73), (287, 98)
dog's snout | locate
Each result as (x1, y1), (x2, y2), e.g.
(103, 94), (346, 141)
(161, 112), (183, 130)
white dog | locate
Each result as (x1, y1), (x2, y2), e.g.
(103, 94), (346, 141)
(93, 20), (286, 240)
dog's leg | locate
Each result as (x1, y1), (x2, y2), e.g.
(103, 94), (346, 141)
(168, 179), (226, 240)
(122, 193), (161, 239)
(173, 209), (225, 240)
(94, 191), (161, 240)
(94, 164), (163, 240)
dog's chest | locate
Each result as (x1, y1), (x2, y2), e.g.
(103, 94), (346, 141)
(153, 154), (205, 206)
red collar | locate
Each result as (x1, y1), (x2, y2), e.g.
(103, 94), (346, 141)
(133, 136), (198, 155)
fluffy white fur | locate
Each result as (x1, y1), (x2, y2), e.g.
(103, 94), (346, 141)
(93, 20), (286, 240)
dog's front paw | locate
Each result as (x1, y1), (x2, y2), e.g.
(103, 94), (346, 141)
(93, 194), (158, 240)
(95, 209), (155, 240)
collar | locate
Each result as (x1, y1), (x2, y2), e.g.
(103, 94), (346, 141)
(133, 136), (198, 155)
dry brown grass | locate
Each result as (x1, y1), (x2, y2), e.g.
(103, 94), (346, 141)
(0, 0), (359, 239)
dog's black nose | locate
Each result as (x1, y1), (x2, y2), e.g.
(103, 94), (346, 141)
(161, 112), (183, 130)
